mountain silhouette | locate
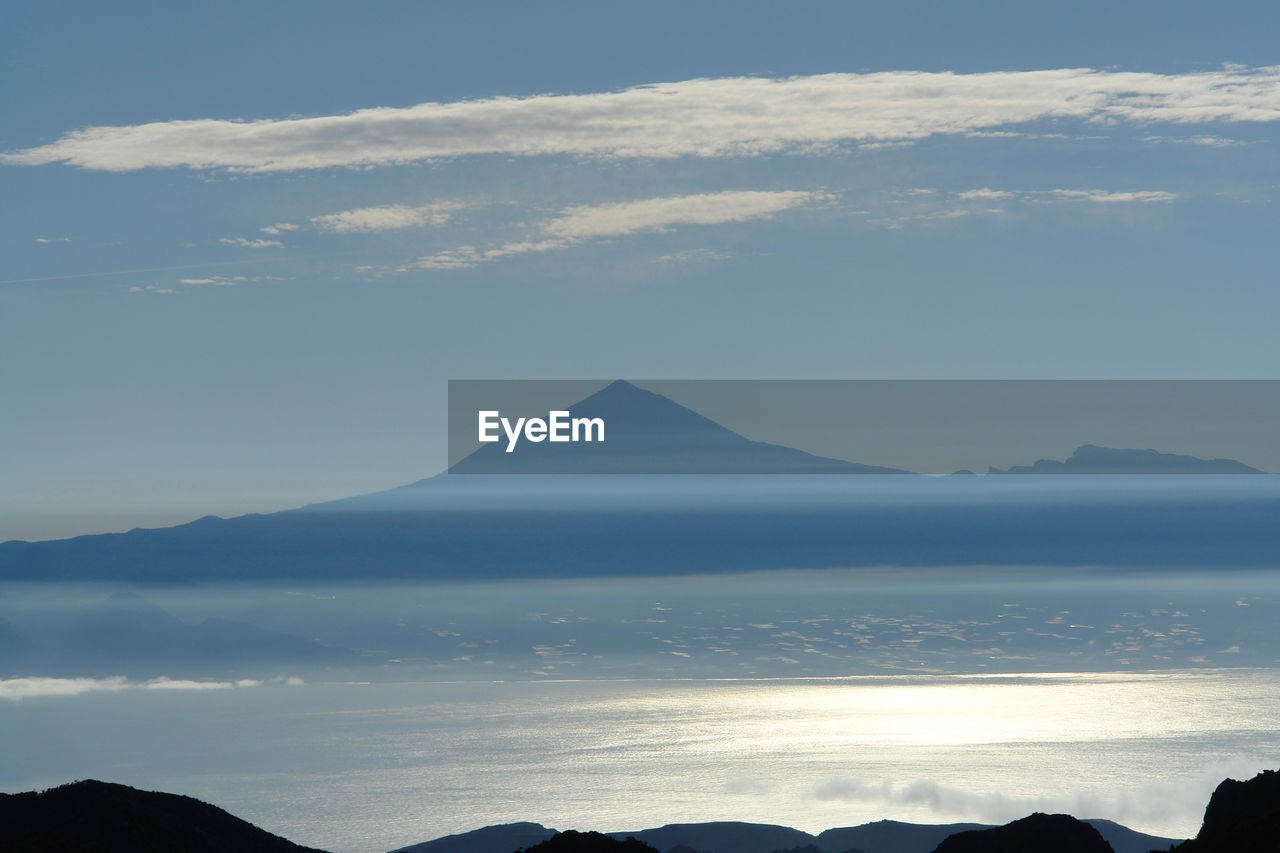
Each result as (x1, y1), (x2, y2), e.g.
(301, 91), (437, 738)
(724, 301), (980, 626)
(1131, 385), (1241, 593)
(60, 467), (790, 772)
(520, 831), (660, 853)
(930, 813), (1113, 853)
(607, 821), (818, 853)
(451, 380), (910, 474)
(0, 778), (1208, 853)
(816, 821), (988, 853)
(0, 780), (327, 853)
(391, 823), (556, 853)
(1170, 768), (1280, 853)
(394, 818), (1177, 853)
(4, 472), (1280, 582)
(988, 444), (1266, 475)
(5, 383), (1280, 582)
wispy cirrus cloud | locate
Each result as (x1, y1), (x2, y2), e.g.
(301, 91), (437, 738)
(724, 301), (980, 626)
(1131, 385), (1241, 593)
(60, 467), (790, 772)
(870, 185), (1177, 229)
(540, 190), (823, 239)
(311, 201), (465, 233)
(412, 189), (827, 270)
(0, 675), (277, 701)
(1046, 189), (1178, 203)
(220, 236), (283, 248)
(5, 67), (1280, 173)
(259, 222), (299, 235)
(954, 188), (1015, 200)
(179, 275), (243, 286)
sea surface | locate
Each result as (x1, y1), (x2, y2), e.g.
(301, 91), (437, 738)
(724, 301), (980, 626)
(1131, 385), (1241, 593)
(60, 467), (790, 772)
(3, 667), (1279, 852)
(4, 475), (1280, 852)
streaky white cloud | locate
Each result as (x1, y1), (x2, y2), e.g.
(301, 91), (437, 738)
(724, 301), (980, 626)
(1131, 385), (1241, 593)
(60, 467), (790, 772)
(312, 201), (464, 233)
(652, 248), (732, 264)
(6, 67), (1280, 172)
(873, 185), (1176, 228)
(260, 222), (300, 235)
(414, 240), (567, 270)
(945, 186), (1175, 204)
(220, 236), (283, 248)
(1047, 189), (1178, 203)
(955, 188), (1014, 200)
(0, 675), (265, 701)
(179, 275), (244, 286)
(142, 677), (237, 691)
(413, 189), (826, 270)
(0, 676), (130, 700)
(541, 190), (827, 240)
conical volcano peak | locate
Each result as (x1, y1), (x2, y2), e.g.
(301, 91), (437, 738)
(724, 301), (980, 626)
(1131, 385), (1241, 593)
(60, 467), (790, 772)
(563, 381), (728, 431)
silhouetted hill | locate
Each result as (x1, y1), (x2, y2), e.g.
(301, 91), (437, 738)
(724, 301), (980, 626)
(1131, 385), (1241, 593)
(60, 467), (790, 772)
(450, 381), (910, 474)
(608, 821), (816, 853)
(931, 813), (1113, 853)
(521, 831), (659, 853)
(5, 382), (1280, 582)
(391, 822), (556, 853)
(1079, 819), (1180, 853)
(398, 816), (1178, 853)
(1170, 769), (1280, 853)
(816, 821), (987, 853)
(988, 444), (1265, 475)
(6, 473), (1280, 581)
(0, 780), (327, 853)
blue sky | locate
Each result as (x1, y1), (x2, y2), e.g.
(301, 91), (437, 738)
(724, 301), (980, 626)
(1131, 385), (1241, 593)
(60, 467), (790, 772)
(4, 0), (1280, 540)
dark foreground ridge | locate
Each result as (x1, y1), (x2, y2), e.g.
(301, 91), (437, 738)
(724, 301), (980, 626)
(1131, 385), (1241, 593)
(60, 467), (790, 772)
(395, 770), (1280, 853)
(9, 769), (1280, 853)
(1172, 769), (1280, 853)
(396, 815), (1173, 853)
(520, 830), (661, 853)
(0, 779), (329, 853)
(932, 813), (1111, 853)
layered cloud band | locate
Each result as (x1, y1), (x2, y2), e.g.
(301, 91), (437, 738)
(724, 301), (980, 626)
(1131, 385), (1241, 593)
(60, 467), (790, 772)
(6, 67), (1279, 172)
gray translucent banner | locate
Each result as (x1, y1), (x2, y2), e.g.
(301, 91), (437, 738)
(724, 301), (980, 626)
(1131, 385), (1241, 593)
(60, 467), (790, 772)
(447, 380), (1279, 474)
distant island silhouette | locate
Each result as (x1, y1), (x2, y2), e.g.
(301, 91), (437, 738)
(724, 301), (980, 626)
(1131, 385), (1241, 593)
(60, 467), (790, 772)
(8, 768), (1279, 853)
(988, 444), (1266, 475)
(2, 380), (1278, 580)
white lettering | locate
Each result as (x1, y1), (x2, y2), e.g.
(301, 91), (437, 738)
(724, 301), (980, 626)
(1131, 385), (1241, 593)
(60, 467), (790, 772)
(501, 416), (526, 453)
(573, 417), (605, 442)
(478, 411), (500, 443)
(479, 410), (606, 453)
(549, 411), (571, 442)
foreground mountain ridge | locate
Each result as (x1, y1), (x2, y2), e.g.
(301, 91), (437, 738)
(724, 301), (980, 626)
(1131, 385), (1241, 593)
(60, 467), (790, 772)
(6, 768), (1278, 853)
(394, 815), (1174, 853)
(0, 779), (328, 853)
